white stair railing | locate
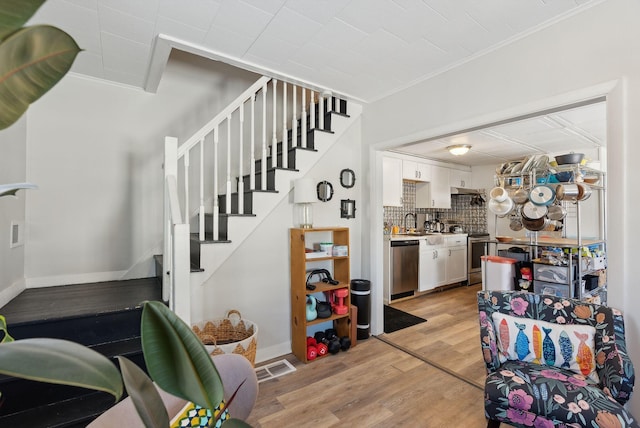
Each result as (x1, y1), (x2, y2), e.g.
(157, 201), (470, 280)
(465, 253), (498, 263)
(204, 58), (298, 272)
(164, 75), (335, 318)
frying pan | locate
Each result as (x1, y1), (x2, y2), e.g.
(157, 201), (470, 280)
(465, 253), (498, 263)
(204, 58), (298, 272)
(521, 214), (550, 231)
(547, 202), (566, 221)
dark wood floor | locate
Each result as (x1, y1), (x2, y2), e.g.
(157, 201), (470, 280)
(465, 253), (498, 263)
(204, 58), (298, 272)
(0, 277), (162, 324)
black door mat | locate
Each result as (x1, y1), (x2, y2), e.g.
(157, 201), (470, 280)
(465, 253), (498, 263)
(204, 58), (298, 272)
(384, 305), (427, 333)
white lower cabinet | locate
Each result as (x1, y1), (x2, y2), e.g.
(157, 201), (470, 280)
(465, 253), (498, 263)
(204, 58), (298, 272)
(445, 235), (467, 284)
(419, 239), (446, 291)
(420, 236), (467, 291)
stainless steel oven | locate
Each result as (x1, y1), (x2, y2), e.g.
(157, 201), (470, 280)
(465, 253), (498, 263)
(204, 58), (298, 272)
(468, 234), (490, 285)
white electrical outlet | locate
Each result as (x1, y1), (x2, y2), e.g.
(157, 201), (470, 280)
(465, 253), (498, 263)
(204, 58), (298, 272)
(10, 221), (24, 248)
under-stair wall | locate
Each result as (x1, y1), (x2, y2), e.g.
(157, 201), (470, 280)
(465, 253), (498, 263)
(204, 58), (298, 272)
(163, 75), (362, 326)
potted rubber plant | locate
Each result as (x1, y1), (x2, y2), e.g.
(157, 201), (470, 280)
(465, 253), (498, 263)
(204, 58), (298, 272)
(0, 301), (252, 427)
(0, 0), (81, 130)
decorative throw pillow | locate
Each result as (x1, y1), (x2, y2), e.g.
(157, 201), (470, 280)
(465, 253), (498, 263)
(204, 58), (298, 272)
(491, 312), (598, 382)
(170, 400), (230, 428)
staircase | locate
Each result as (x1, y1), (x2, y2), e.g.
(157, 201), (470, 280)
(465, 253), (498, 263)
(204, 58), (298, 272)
(0, 76), (360, 427)
(163, 77), (362, 324)
(0, 278), (162, 427)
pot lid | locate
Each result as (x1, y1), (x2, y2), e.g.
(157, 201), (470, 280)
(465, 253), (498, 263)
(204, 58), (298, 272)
(522, 201), (548, 220)
(488, 197), (514, 217)
(529, 185), (556, 206)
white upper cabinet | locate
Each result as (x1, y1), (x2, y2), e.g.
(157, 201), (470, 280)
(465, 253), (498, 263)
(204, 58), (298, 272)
(450, 169), (472, 188)
(382, 156), (403, 206)
(416, 165), (451, 209)
(402, 160), (431, 182)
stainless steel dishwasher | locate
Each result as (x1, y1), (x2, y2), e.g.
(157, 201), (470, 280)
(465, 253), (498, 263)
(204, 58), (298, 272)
(390, 240), (419, 300)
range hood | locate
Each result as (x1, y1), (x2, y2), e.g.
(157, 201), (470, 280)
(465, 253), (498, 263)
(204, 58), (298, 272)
(450, 187), (485, 195)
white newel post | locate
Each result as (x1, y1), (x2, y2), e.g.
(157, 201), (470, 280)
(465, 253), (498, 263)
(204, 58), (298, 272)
(172, 222), (191, 325)
(163, 137), (178, 302)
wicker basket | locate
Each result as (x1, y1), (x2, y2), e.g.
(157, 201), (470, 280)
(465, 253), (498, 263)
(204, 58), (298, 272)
(192, 310), (258, 366)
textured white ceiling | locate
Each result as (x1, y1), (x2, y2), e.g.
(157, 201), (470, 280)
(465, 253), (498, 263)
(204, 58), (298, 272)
(30, 0), (600, 103)
(394, 101), (606, 166)
(28, 0), (606, 165)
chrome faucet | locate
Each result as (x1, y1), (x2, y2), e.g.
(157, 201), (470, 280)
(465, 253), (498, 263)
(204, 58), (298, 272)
(404, 212), (417, 231)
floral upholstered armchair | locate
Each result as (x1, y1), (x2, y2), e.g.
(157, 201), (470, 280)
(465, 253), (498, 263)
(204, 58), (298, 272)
(477, 290), (637, 428)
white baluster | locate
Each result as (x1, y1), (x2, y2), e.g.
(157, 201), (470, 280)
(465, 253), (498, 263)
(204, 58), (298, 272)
(291, 85), (297, 153)
(250, 93), (256, 190)
(261, 83), (267, 191)
(183, 151), (189, 228)
(238, 103), (244, 215)
(226, 115), (231, 214)
(282, 82), (288, 169)
(301, 88), (307, 149)
(310, 91), (315, 131)
(271, 79), (277, 170)
(212, 126), (219, 241)
(318, 92), (324, 130)
(199, 139), (205, 241)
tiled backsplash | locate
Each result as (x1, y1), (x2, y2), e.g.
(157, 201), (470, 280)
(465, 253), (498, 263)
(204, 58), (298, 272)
(384, 182), (488, 234)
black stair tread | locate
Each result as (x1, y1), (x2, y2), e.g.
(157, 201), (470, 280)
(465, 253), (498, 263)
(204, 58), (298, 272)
(0, 390), (117, 428)
(1, 278), (162, 326)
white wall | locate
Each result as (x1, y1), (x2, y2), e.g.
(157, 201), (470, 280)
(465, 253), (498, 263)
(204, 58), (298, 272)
(193, 119), (362, 362)
(25, 51), (260, 286)
(364, 0), (640, 415)
(0, 116), (28, 306)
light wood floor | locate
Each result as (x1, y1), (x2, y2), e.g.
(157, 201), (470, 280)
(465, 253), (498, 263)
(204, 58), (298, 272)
(247, 284), (498, 427)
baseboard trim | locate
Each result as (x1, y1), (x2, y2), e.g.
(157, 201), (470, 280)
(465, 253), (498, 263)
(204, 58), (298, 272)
(255, 341), (291, 365)
(0, 279), (26, 308)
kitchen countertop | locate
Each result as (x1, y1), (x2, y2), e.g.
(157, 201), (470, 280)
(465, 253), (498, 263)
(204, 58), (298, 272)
(385, 232), (468, 241)
(474, 236), (605, 247)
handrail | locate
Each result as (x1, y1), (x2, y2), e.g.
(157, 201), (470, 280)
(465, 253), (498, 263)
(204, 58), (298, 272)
(178, 76), (271, 157)
(164, 75), (336, 324)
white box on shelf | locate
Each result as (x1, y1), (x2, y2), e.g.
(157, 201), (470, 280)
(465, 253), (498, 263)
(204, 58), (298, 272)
(333, 245), (348, 257)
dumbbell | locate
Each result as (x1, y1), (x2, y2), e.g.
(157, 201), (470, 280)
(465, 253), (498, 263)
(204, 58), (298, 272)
(308, 335), (328, 357)
(325, 328), (351, 352)
(315, 331), (340, 355)
(306, 336), (318, 361)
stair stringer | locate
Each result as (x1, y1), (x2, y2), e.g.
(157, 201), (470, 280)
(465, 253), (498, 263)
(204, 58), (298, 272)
(189, 103), (362, 291)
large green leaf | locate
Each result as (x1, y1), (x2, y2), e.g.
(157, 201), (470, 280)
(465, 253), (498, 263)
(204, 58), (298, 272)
(118, 356), (170, 428)
(141, 301), (224, 412)
(0, 315), (14, 343)
(0, 338), (123, 400)
(0, 24), (81, 130)
(0, 0), (46, 40)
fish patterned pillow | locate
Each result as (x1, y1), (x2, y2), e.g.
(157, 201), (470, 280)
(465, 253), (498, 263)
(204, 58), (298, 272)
(169, 400), (229, 428)
(491, 312), (598, 382)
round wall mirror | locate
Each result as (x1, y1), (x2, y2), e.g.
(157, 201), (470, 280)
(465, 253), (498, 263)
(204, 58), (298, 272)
(340, 169), (355, 188)
(317, 181), (333, 202)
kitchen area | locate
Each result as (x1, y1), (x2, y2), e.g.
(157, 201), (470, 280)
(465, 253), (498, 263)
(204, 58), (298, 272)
(381, 147), (607, 307)
(382, 153), (490, 303)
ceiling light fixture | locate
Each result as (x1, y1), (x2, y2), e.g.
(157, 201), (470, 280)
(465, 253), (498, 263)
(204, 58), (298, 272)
(447, 144), (471, 156)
